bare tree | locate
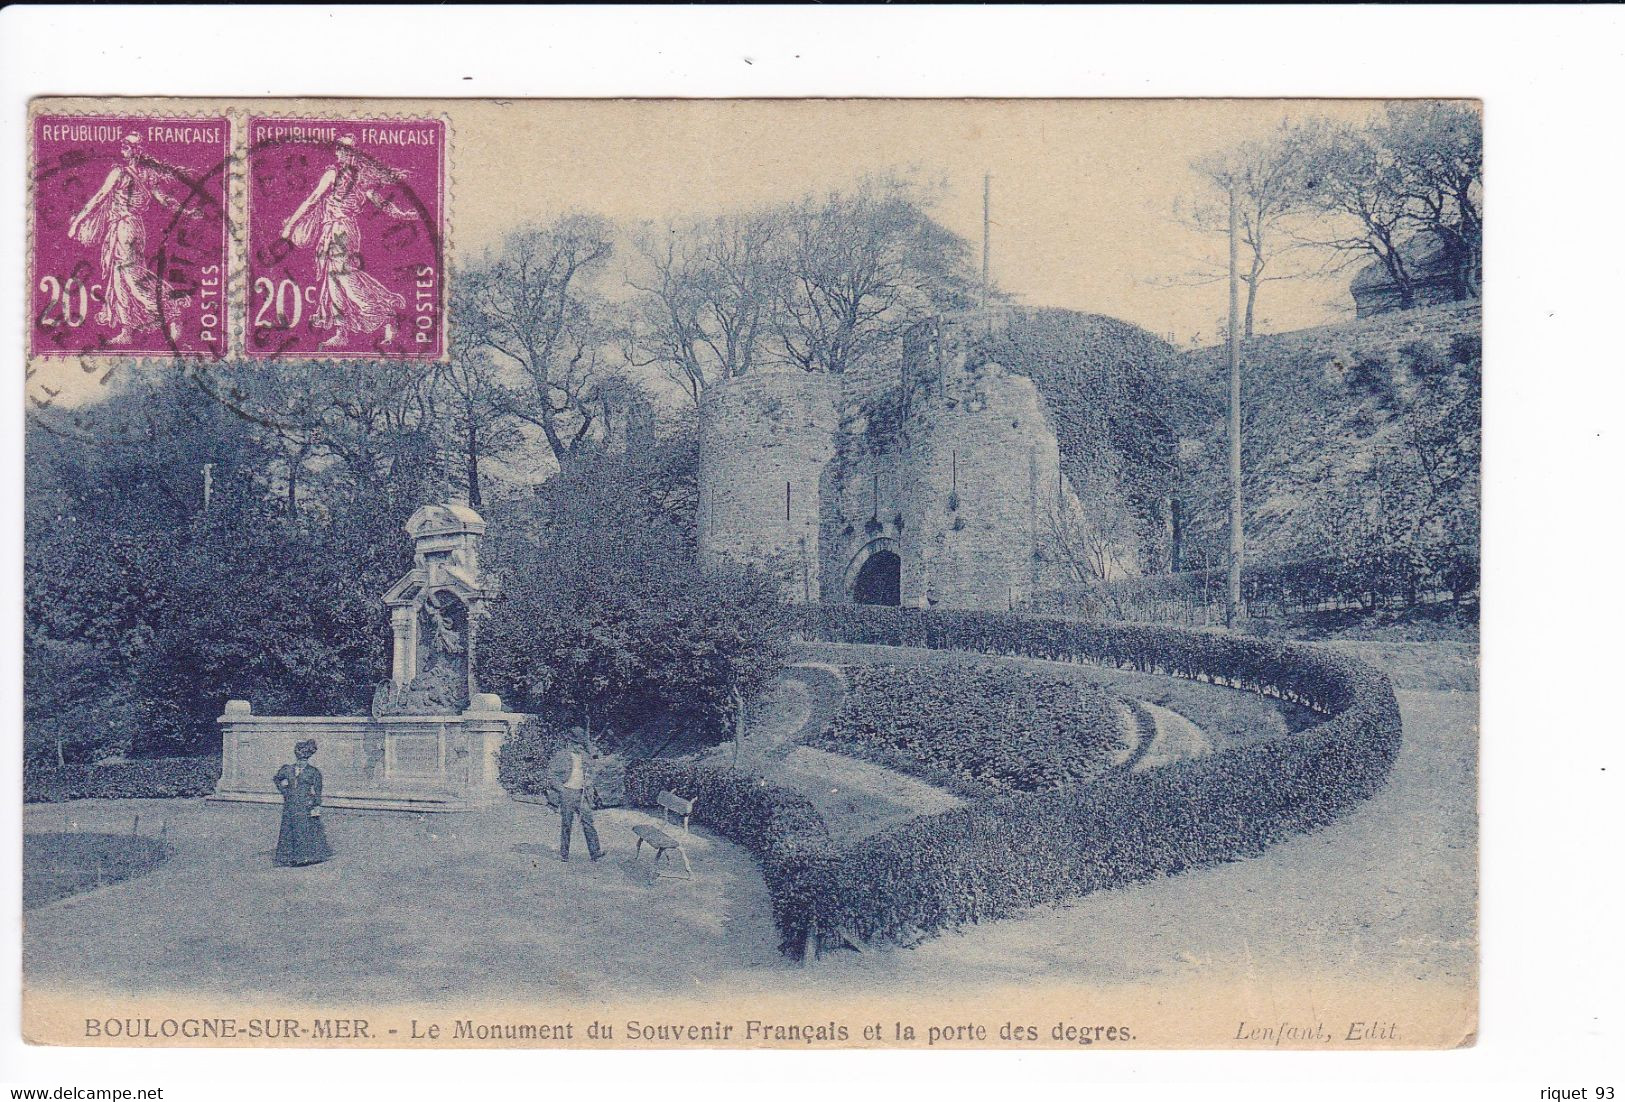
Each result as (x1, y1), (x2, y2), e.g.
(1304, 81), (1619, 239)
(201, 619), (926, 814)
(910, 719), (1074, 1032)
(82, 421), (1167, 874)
(1041, 467), (1136, 588)
(1174, 123), (1315, 337)
(463, 215), (620, 466)
(430, 337), (521, 508)
(626, 210), (783, 402)
(774, 176), (977, 375)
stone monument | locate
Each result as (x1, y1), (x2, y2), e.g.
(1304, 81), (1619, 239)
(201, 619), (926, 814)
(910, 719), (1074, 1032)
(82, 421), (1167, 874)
(374, 502), (496, 717)
(210, 502), (526, 812)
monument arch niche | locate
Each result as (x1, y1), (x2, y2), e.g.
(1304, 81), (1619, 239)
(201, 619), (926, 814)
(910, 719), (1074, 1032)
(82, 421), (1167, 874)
(210, 502), (527, 812)
(376, 503), (494, 716)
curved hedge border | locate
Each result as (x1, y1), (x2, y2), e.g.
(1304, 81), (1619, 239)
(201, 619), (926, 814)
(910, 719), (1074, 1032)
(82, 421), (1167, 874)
(624, 759), (838, 957)
(794, 605), (1371, 715)
(786, 606), (1402, 950)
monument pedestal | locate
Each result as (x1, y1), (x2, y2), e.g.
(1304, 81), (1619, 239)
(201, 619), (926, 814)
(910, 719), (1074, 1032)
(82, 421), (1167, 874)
(209, 700), (525, 813)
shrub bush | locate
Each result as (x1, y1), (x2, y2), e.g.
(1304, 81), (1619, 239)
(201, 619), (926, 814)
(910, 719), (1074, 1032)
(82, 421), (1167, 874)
(812, 662), (1122, 797)
(788, 605), (1401, 953)
(793, 605), (1371, 714)
(624, 758), (838, 956)
(24, 757), (222, 803)
(480, 443), (793, 739)
(497, 716), (567, 797)
(497, 717), (627, 807)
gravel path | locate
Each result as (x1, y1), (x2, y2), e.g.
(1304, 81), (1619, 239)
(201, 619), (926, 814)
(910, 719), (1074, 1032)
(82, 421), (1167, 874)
(23, 798), (792, 1004)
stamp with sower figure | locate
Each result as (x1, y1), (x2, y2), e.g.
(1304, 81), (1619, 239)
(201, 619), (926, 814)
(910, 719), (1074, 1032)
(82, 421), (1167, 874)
(30, 115), (230, 359)
(247, 117), (446, 359)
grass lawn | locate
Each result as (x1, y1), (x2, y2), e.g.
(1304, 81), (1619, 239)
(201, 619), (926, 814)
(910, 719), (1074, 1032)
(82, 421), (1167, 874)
(23, 832), (171, 909)
(1324, 640), (1479, 692)
(1244, 600), (1478, 645)
(755, 747), (962, 844)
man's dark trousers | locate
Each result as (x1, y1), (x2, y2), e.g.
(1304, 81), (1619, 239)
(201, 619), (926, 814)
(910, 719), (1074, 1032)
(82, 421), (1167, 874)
(558, 787), (602, 861)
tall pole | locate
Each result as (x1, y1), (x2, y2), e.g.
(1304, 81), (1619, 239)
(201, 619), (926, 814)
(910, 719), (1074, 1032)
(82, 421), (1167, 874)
(1226, 182), (1245, 629)
(982, 173), (991, 312)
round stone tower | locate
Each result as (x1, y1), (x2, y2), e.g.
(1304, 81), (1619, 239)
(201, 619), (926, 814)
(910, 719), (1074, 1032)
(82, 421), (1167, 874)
(901, 341), (1067, 612)
(697, 368), (840, 603)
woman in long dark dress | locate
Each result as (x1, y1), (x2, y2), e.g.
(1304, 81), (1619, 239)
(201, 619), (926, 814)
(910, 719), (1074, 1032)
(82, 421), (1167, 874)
(273, 739), (334, 867)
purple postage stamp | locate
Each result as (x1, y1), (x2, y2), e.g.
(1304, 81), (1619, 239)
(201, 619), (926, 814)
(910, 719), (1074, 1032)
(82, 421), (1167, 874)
(247, 117), (446, 359)
(30, 115), (230, 358)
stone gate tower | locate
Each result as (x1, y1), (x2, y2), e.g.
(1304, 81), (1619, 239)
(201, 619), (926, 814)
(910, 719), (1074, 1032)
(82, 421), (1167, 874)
(696, 312), (1084, 612)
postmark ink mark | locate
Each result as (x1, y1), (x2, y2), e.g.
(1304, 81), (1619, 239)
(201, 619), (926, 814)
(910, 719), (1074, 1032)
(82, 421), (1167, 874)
(246, 117), (446, 359)
(31, 115), (231, 360)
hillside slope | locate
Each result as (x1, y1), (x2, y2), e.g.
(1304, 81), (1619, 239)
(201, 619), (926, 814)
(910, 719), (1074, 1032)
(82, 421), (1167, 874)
(1172, 301), (1481, 564)
(969, 308), (1189, 570)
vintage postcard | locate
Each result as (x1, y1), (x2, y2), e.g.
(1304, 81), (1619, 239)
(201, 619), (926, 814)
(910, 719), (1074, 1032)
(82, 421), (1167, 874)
(21, 97), (1480, 1050)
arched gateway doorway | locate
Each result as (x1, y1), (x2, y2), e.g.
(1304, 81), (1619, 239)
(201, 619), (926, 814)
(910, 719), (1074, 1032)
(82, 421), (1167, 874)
(849, 541), (901, 606)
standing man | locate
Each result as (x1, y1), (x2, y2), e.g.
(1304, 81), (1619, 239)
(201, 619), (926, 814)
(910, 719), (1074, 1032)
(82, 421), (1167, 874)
(547, 728), (604, 863)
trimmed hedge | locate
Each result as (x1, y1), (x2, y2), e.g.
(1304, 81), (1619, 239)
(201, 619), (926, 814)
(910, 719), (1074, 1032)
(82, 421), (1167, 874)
(787, 605), (1402, 953)
(623, 758), (838, 956)
(24, 757), (222, 803)
(812, 662), (1122, 797)
(792, 605), (1365, 715)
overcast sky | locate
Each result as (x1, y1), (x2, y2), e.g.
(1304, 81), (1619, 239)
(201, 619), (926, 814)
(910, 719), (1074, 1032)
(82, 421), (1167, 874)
(451, 98), (1390, 345)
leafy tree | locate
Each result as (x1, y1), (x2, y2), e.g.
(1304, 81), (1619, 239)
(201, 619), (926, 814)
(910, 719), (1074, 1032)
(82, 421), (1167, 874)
(1298, 119), (1420, 306)
(25, 367), (272, 763)
(480, 431), (789, 744)
(1297, 103), (1482, 307)
(1377, 102), (1483, 300)
(131, 499), (401, 751)
(24, 365), (427, 760)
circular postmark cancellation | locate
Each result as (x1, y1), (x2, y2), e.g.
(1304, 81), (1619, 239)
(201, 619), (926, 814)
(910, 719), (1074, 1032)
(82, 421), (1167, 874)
(30, 115), (232, 363)
(28, 112), (450, 447)
(246, 118), (446, 360)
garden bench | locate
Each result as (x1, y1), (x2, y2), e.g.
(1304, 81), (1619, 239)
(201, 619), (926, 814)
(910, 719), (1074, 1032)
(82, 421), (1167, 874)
(631, 790), (696, 880)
